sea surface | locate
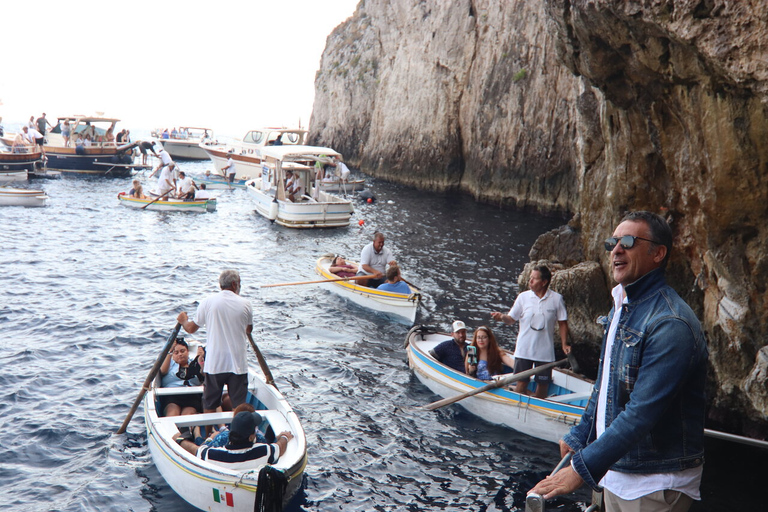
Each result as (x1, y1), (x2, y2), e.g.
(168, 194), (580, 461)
(0, 158), (760, 512)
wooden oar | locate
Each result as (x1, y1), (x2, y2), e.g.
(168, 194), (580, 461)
(142, 190), (171, 209)
(420, 358), (568, 411)
(260, 274), (373, 288)
(116, 323), (181, 434)
(247, 332), (277, 389)
(400, 276), (421, 292)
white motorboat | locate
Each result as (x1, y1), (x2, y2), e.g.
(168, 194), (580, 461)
(244, 146), (354, 228)
(155, 126), (214, 160)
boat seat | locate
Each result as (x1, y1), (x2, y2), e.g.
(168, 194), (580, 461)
(155, 385), (204, 396)
(156, 409), (289, 432)
(548, 391), (592, 403)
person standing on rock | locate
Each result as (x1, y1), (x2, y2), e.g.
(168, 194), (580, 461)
(529, 211), (708, 512)
(491, 264), (569, 398)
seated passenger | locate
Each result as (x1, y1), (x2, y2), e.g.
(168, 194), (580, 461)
(159, 338), (205, 417)
(176, 171), (196, 200)
(464, 326), (514, 380)
(429, 320), (468, 373)
(176, 411), (294, 469)
(286, 170), (304, 202)
(376, 265), (411, 294)
(195, 183), (212, 200)
(128, 179), (147, 199)
(329, 255), (358, 278)
(200, 403), (268, 448)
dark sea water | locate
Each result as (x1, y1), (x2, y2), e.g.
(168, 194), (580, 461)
(0, 159), (761, 512)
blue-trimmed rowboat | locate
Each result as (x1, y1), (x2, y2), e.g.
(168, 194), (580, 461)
(144, 367), (307, 511)
(405, 326), (593, 443)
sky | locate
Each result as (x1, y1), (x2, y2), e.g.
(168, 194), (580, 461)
(0, 0), (359, 138)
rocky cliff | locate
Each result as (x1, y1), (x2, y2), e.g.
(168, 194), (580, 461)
(310, 0), (768, 437)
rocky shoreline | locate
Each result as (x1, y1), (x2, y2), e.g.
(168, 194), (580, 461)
(309, 0), (768, 438)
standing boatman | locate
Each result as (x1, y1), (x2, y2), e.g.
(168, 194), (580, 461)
(491, 264), (569, 399)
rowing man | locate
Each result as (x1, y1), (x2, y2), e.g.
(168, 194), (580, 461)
(356, 231), (396, 288)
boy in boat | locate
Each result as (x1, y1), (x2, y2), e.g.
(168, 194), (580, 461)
(176, 411), (293, 469)
(377, 265), (410, 294)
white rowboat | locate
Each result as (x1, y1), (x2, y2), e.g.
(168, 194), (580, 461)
(406, 326), (592, 443)
(315, 256), (421, 324)
(144, 368), (307, 511)
(0, 186), (49, 207)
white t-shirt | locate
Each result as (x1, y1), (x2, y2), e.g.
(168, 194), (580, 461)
(597, 284), (702, 500)
(156, 166), (174, 195)
(159, 149), (173, 166)
(194, 290), (253, 375)
(508, 288), (567, 362)
(359, 242), (394, 275)
(225, 157), (236, 175)
(177, 176), (195, 195)
(195, 189), (212, 200)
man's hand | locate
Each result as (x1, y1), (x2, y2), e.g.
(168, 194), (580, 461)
(529, 465), (584, 500)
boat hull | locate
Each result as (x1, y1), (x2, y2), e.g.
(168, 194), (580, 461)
(145, 370), (307, 512)
(0, 187), (48, 207)
(46, 149), (135, 176)
(406, 327), (592, 443)
(316, 179), (365, 193)
(0, 170), (28, 182)
(118, 194), (217, 212)
(245, 182), (353, 228)
(0, 151), (42, 173)
(203, 146), (264, 181)
(199, 174), (248, 189)
(159, 139), (210, 160)
(315, 257), (420, 324)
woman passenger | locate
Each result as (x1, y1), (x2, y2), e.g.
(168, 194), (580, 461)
(465, 326), (515, 380)
(159, 338), (205, 417)
(129, 179), (147, 199)
(329, 255), (358, 278)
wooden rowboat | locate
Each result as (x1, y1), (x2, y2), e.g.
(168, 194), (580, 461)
(117, 193), (217, 213)
(144, 368), (307, 511)
(0, 186), (49, 207)
(405, 325), (593, 443)
(315, 256), (421, 324)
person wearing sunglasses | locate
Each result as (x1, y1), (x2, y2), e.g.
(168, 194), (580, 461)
(530, 211), (707, 512)
(491, 264), (569, 399)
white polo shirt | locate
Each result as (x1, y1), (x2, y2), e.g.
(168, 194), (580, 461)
(194, 290), (253, 375)
(359, 242), (394, 275)
(509, 288), (567, 362)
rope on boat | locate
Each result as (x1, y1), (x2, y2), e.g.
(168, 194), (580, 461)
(253, 465), (287, 512)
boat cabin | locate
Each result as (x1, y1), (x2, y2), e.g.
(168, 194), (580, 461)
(48, 115), (120, 148)
(258, 146), (341, 202)
(242, 128), (308, 147)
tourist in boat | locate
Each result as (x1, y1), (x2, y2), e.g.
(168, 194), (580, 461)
(377, 265), (410, 294)
(105, 127), (115, 147)
(428, 320), (469, 373)
(158, 338), (205, 417)
(194, 183), (212, 200)
(152, 161), (175, 198)
(11, 131), (30, 153)
(36, 113), (53, 137)
(162, 128), (169, 139)
(221, 151), (236, 183)
(490, 264), (569, 399)
(286, 170), (304, 202)
(329, 255), (358, 277)
(356, 231), (397, 288)
(61, 120), (71, 147)
(177, 269), (253, 434)
(175, 411), (293, 469)
(198, 403), (268, 448)
(530, 211), (707, 512)
(176, 171), (196, 200)
(27, 115), (35, 130)
(171, 127), (178, 139)
(81, 122), (95, 141)
(83, 135), (93, 148)
(464, 326), (514, 380)
(128, 179), (147, 199)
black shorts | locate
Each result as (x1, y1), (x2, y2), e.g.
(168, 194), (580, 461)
(35, 137), (44, 146)
(203, 372), (248, 410)
(513, 357), (553, 383)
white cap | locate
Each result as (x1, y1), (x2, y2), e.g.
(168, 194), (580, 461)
(452, 320), (467, 332)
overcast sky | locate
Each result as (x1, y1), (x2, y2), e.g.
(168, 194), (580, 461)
(0, 0), (358, 137)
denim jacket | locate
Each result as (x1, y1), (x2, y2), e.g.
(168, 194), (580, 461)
(563, 268), (707, 490)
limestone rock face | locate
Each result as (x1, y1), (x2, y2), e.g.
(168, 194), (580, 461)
(310, 0), (581, 213)
(311, 0), (768, 434)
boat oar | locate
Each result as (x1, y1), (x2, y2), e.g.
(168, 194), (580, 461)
(142, 190), (171, 209)
(247, 332), (277, 390)
(260, 274), (373, 288)
(400, 276), (421, 292)
(420, 358), (568, 411)
(116, 323), (181, 434)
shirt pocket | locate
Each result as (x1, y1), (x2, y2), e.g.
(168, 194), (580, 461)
(616, 328), (641, 397)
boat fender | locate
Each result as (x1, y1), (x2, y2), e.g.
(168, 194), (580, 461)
(268, 199), (279, 221)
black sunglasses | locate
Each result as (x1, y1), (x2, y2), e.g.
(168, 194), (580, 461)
(604, 235), (661, 251)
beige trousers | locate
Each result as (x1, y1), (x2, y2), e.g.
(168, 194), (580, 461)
(604, 489), (693, 512)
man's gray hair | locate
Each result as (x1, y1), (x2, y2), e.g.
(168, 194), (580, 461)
(219, 269), (241, 290)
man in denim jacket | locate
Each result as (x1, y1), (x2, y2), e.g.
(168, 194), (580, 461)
(531, 211), (707, 512)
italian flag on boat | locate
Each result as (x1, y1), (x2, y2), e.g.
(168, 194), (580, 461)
(213, 488), (234, 507)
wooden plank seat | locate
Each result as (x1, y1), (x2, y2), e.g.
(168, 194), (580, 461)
(156, 410), (290, 433)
